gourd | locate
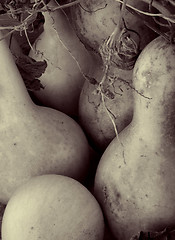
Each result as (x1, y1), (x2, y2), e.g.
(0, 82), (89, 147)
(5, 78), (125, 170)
(1, 174), (105, 240)
(29, 0), (92, 117)
(79, 57), (134, 151)
(78, 0), (157, 151)
(66, 0), (157, 52)
(94, 35), (175, 240)
(0, 30), (89, 204)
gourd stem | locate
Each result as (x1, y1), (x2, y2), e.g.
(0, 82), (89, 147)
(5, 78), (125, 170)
(110, 0), (128, 47)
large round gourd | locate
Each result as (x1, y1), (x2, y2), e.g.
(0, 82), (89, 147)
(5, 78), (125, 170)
(2, 174), (105, 240)
(0, 30), (89, 204)
(94, 35), (175, 239)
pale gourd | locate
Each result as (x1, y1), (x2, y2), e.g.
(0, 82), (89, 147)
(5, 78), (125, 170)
(0, 31), (89, 204)
(94, 35), (175, 240)
(66, 0), (157, 51)
(79, 58), (133, 152)
(78, 0), (157, 151)
(1, 174), (105, 240)
(29, 0), (92, 117)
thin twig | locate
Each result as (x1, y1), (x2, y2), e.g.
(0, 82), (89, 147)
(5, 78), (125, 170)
(98, 0), (128, 145)
(23, 26), (34, 51)
(0, 0), (81, 33)
(114, 0), (175, 24)
(101, 91), (119, 138)
(126, 5), (170, 42)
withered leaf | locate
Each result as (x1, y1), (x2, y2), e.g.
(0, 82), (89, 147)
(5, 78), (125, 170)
(130, 227), (175, 240)
(16, 55), (47, 91)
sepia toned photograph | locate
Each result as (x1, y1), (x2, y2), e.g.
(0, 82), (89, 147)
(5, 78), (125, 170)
(0, 0), (174, 239)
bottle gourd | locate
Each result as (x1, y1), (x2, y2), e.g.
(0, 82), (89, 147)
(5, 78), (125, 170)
(66, 0), (156, 51)
(0, 31), (89, 204)
(29, 0), (92, 117)
(77, 0), (157, 151)
(94, 35), (175, 240)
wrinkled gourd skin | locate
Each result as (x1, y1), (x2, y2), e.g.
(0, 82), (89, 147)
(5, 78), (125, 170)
(94, 36), (175, 240)
(75, 0), (158, 151)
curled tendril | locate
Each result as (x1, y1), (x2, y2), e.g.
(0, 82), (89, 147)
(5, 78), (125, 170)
(99, 27), (140, 70)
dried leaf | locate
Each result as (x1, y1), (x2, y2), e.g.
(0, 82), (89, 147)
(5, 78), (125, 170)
(130, 227), (175, 240)
(16, 55), (47, 91)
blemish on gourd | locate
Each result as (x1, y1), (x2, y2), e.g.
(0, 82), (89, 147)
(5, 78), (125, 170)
(146, 101), (151, 109)
(102, 185), (123, 220)
(102, 185), (108, 203)
(141, 71), (152, 86)
(146, 81), (152, 89)
(166, 64), (172, 72)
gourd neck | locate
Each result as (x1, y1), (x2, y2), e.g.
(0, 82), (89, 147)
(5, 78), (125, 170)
(42, 0), (92, 76)
(131, 36), (175, 143)
(132, 83), (175, 143)
(0, 31), (33, 107)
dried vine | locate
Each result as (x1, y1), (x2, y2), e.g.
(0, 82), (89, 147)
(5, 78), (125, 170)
(0, 0), (81, 41)
(115, 0), (175, 42)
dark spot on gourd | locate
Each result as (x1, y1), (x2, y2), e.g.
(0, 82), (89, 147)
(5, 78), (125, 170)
(86, 75), (98, 85)
(115, 192), (121, 199)
(13, 143), (17, 146)
(102, 185), (108, 203)
(166, 64), (172, 72)
(146, 101), (151, 109)
(145, 194), (148, 198)
(160, 42), (170, 51)
(30, 226), (34, 230)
